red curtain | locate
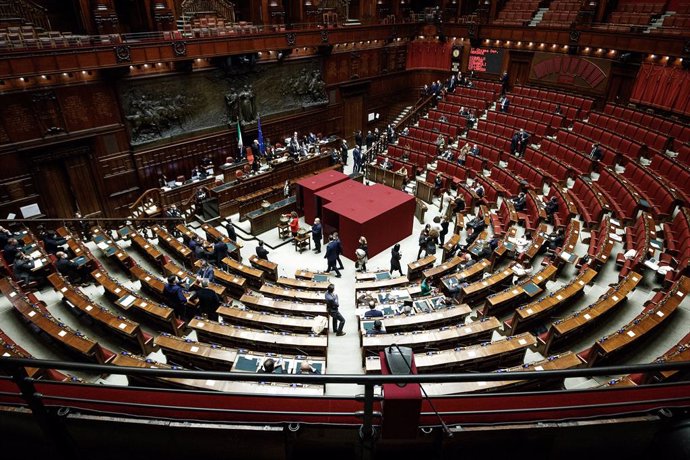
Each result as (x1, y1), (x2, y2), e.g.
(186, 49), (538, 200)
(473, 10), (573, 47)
(631, 63), (690, 115)
(406, 41), (452, 70)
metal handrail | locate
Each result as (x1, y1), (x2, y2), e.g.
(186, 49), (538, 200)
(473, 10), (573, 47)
(1, 356), (690, 385)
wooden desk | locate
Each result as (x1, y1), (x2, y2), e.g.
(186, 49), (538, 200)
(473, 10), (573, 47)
(48, 273), (152, 355)
(365, 331), (535, 374)
(294, 231), (311, 252)
(5, 280), (108, 363)
(163, 261), (227, 298)
(246, 196), (298, 236)
(154, 333), (237, 371)
(423, 351), (583, 395)
(440, 259), (492, 294)
(355, 276), (414, 295)
(407, 255), (436, 280)
(422, 255), (465, 281)
(152, 225), (193, 267)
(193, 260), (246, 297)
(240, 293), (327, 316)
(362, 315), (498, 362)
(505, 268), (597, 335)
(112, 352), (324, 395)
(217, 305), (321, 334)
(372, 302), (472, 332)
(259, 284), (325, 302)
(481, 264), (557, 318)
(581, 277), (682, 367)
(249, 255), (279, 281)
(461, 264), (516, 305)
(200, 223), (242, 260)
(416, 179), (435, 204)
(367, 163), (406, 189)
(542, 271), (641, 354)
(127, 227), (165, 269)
(222, 257), (264, 287)
(231, 350), (326, 376)
(276, 276), (329, 291)
(91, 228), (135, 272)
(189, 317), (328, 356)
(295, 270), (330, 282)
(442, 234), (460, 261)
(92, 269), (184, 336)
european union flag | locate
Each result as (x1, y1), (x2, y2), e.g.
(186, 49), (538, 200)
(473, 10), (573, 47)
(257, 114), (265, 154)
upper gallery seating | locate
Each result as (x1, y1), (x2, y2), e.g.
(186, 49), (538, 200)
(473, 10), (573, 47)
(539, 0), (585, 28)
(593, 2), (665, 31)
(493, 0), (541, 26)
(651, 2), (690, 35)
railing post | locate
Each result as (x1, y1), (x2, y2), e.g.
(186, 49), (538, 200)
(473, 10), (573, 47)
(11, 366), (77, 460)
(359, 382), (376, 460)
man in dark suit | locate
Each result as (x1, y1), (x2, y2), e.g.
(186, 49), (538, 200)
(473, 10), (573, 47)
(513, 192), (527, 212)
(189, 279), (221, 321)
(213, 240), (229, 268)
(365, 130), (375, 151)
(470, 144), (480, 156)
(224, 219), (238, 242)
(56, 251), (83, 284)
(3, 238), (20, 265)
(311, 218), (322, 253)
(256, 240), (269, 261)
(164, 276), (188, 319)
(353, 146), (362, 173)
(355, 130), (363, 148)
(324, 236), (342, 277)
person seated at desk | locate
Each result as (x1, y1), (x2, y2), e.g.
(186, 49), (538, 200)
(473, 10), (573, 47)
(191, 166), (206, 181)
(165, 204), (181, 219)
(193, 241), (212, 261)
(381, 157), (393, 170)
(307, 132), (317, 144)
(546, 228), (565, 252)
(440, 148), (454, 162)
(259, 357), (279, 373)
(297, 361), (320, 374)
(421, 277), (432, 296)
(473, 182), (485, 198)
(13, 252), (36, 285)
(466, 213), (486, 233)
(544, 196), (559, 223)
(256, 240), (270, 261)
(364, 300), (384, 318)
(42, 230), (67, 255)
(458, 252), (476, 270)
(56, 251), (86, 285)
(459, 106), (469, 117)
(367, 320), (384, 335)
(3, 238), (20, 265)
(513, 192), (527, 212)
(189, 279), (221, 321)
(196, 259), (215, 283)
(477, 236), (499, 259)
(164, 275), (189, 319)
(511, 263), (532, 285)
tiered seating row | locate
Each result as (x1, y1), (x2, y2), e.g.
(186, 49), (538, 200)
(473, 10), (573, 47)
(622, 161), (678, 220)
(512, 86), (594, 113)
(523, 147), (571, 185)
(594, 167), (642, 222)
(572, 121), (646, 162)
(509, 95), (580, 122)
(569, 177), (608, 229)
(485, 112), (548, 142)
(540, 138), (594, 175)
(556, 130), (618, 167)
(603, 104), (690, 150)
(588, 113), (669, 155)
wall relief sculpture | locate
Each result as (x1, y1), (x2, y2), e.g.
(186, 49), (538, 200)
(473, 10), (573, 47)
(119, 59), (328, 146)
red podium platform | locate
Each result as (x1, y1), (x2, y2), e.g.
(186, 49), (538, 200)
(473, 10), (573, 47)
(295, 170), (350, 224)
(379, 349), (422, 439)
(317, 182), (415, 259)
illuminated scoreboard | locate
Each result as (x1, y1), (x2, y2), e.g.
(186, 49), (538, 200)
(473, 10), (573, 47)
(468, 48), (504, 74)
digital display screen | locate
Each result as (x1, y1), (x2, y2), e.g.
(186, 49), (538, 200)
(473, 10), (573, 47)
(468, 48), (504, 74)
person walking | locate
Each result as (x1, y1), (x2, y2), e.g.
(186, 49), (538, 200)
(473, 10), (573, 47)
(390, 243), (404, 277)
(324, 236), (342, 278)
(325, 284), (345, 336)
(333, 232), (345, 269)
(356, 236), (368, 272)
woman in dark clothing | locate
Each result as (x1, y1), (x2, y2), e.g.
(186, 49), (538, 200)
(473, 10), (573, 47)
(390, 243), (403, 276)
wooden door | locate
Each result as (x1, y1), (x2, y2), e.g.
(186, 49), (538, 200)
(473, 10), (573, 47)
(34, 163), (75, 218)
(343, 94), (364, 145)
(64, 154), (103, 217)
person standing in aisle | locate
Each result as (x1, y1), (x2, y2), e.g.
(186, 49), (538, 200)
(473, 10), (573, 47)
(325, 284), (345, 336)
